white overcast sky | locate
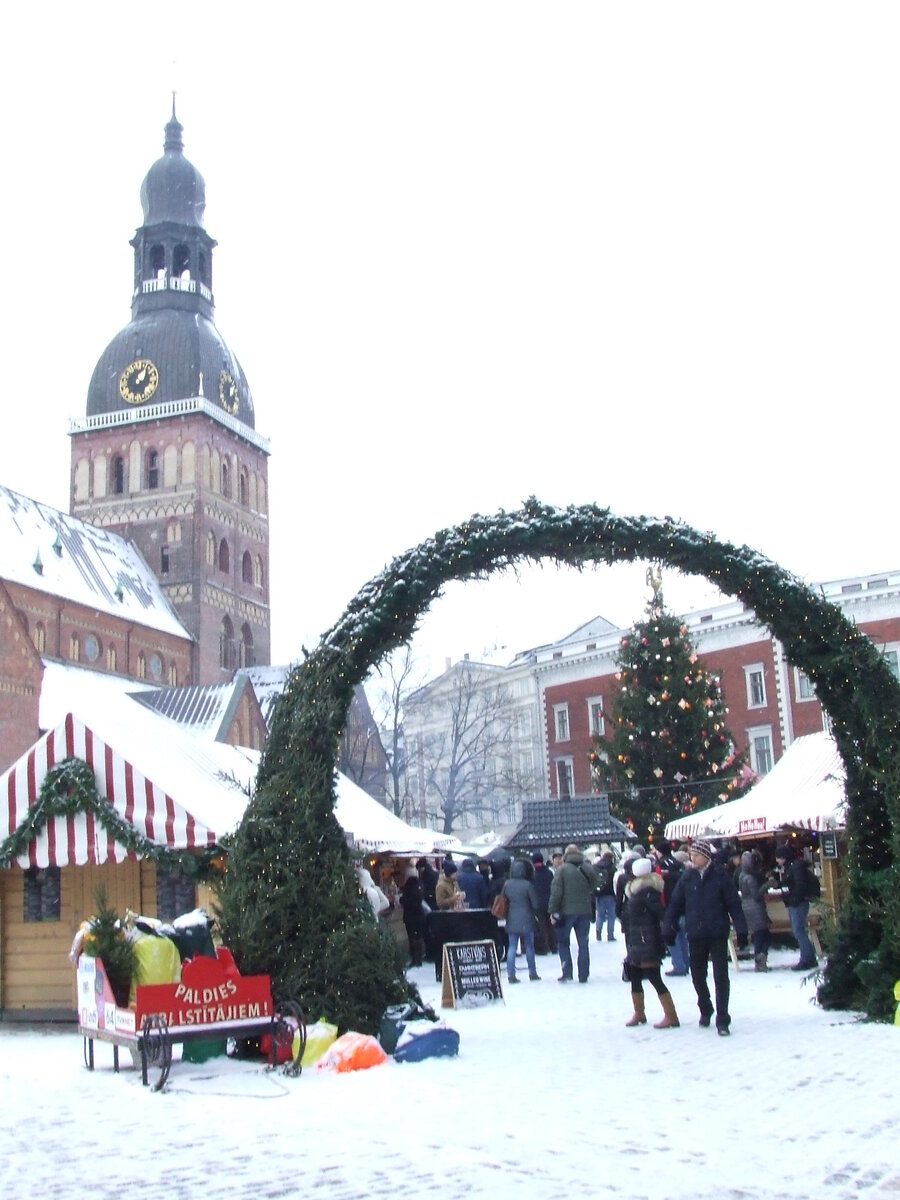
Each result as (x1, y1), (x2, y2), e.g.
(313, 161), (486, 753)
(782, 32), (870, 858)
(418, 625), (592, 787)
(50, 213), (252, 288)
(1, 3), (897, 673)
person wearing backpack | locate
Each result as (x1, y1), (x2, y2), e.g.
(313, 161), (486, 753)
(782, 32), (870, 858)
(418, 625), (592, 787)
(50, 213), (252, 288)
(593, 849), (617, 942)
(774, 843), (818, 971)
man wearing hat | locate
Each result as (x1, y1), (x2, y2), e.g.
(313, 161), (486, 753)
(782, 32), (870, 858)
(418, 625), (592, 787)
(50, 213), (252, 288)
(663, 839), (748, 1036)
(435, 860), (462, 910)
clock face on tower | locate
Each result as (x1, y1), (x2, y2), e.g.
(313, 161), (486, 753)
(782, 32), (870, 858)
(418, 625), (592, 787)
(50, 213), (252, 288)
(119, 358), (159, 404)
(218, 370), (239, 414)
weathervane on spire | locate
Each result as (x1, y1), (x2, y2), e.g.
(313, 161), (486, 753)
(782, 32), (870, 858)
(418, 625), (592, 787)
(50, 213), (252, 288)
(646, 564), (662, 598)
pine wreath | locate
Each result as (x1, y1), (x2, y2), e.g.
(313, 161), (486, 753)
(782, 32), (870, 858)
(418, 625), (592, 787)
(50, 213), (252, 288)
(217, 498), (900, 1023)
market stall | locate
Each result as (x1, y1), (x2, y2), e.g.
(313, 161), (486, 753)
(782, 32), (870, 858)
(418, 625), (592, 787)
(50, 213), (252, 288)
(665, 731), (846, 843)
(665, 731), (846, 927)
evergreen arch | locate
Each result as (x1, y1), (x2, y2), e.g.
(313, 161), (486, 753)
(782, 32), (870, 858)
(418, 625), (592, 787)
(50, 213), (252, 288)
(221, 499), (900, 1023)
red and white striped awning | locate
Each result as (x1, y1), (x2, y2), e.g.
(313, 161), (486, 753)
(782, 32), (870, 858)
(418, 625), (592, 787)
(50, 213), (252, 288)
(2, 713), (218, 869)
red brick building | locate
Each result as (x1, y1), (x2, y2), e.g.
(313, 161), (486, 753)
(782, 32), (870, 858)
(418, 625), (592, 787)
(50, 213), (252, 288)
(0, 484), (196, 773)
(535, 574), (900, 799)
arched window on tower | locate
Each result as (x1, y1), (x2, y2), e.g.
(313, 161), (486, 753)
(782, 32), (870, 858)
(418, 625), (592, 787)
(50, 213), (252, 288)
(206, 533), (216, 566)
(254, 555), (265, 589)
(241, 551), (252, 584)
(220, 616), (235, 671)
(69, 634), (80, 662)
(240, 624), (254, 668)
(146, 449), (159, 490)
(33, 622), (46, 653)
(218, 539), (230, 574)
(173, 244), (190, 279)
(168, 662), (178, 686)
(113, 456), (125, 495)
(239, 468), (249, 507)
(106, 644), (117, 672)
(136, 651), (146, 679)
(149, 244), (166, 279)
(221, 459), (231, 498)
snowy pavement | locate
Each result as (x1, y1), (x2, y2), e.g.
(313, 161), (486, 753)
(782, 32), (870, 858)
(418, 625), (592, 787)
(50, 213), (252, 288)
(1, 939), (898, 1199)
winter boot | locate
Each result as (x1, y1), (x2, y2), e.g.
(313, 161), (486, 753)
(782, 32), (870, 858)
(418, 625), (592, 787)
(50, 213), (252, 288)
(754, 953), (768, 972)
(653, 991), (680, 1029)
(625, 992), (647, 1027)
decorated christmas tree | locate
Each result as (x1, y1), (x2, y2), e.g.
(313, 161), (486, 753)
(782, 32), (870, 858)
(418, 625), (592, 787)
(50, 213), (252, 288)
(589, 571), (744, 840)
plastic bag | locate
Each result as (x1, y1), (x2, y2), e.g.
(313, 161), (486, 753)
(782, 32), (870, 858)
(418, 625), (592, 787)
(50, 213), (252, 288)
(129, 932), (182, 1003)
(315, 1031), (387, 1073)
(301, 1018), (339, 1067)
(394, 1021), (460, 1063)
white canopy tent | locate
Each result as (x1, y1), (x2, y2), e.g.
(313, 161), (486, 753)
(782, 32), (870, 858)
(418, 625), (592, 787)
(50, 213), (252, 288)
(665, 732), (847, 842)
(334, 774), (460, 855)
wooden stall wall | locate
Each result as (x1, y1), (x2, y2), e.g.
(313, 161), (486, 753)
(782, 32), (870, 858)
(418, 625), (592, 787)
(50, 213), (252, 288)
(0, 859), (155, 1019)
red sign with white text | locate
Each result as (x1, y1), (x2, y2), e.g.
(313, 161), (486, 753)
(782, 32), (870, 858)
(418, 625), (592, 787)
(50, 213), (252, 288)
(135, 951), (272, 1030)
(737, 817), (767, 834)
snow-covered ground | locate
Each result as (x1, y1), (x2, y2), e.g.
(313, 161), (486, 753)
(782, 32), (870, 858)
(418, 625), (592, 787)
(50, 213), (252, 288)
(1, 939), (897, 1199)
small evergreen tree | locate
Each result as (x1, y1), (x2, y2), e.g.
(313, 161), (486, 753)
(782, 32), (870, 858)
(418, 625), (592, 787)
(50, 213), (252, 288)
(589, 574), (744, 840)
(86, 886), (136, 1007)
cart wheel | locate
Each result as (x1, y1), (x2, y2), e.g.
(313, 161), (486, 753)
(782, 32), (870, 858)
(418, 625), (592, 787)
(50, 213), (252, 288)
(82, 1036), (93, 1071)
(273, 999), (306, 1076)
(142, 1012), (172, 1092)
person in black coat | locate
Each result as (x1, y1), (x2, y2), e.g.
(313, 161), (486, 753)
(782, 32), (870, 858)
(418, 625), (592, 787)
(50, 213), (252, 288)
(489, 858), (511, 963)
(456, 857), (489, 909)
(663, 839), (748, 1036)
(621, 857), (679, 1028)
(531, 851), (556, 954)
(399, 869), (428, 966)
(416, 857), (440, 961)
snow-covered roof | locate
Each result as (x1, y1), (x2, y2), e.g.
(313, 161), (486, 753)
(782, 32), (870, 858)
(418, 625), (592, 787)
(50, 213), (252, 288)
(240, 664), (293, 727)
(25, 661), (452, 862)
(665, 731), (847, 841)
(131, 677), (254, 739)
(35, 661), (258, 843)
(334, 774), (459, 854)
(0, 484), (190, 639)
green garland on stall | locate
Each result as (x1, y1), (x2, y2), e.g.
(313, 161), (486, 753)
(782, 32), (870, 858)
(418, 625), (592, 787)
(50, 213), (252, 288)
(0, 756), (224, 880)
(221, 497), (900, 1022)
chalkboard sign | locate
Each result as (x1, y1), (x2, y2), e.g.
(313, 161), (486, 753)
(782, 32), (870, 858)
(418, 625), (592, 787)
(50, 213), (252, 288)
(440, 940), (504, 1008)
(821, 830), (839, 860)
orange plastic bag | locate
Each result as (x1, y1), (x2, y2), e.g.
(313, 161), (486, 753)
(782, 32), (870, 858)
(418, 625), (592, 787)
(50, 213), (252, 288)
(314, 1031), (387, 1073)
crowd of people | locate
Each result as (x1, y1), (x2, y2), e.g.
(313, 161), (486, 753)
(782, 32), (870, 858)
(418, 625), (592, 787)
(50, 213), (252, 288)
(368, 834), (822, 1036)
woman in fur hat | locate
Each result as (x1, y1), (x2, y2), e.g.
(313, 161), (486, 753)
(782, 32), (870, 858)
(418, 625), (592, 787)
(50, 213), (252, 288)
(620, 857), (679, 1029)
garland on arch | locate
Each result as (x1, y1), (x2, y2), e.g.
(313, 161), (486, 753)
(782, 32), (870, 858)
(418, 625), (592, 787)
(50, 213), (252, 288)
(0, 756), (225, 880)
(227, 498), (900, 1020)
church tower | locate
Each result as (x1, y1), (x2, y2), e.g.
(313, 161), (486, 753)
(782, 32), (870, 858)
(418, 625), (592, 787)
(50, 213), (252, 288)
(69, 104), (270, 684)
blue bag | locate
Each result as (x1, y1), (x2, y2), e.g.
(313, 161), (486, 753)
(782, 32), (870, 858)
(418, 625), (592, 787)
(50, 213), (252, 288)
(393, 1024), (460, 1063)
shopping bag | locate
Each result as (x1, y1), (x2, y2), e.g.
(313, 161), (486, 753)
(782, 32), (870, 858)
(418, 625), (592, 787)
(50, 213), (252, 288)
(393, 1021), (460, 1063)
(301, 1018), (339, 1066)
(315, 1031), (387, 1073)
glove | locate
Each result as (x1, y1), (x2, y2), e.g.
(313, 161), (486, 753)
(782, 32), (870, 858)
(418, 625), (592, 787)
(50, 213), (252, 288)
(736, 932), (749, 951)
(550, 913), (562, 926)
